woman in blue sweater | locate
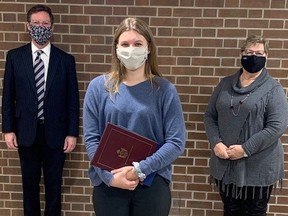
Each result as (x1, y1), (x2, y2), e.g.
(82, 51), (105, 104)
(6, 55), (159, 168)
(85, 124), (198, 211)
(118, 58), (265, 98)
(204, 35), (288, 216)
(83, 17), (186, 216)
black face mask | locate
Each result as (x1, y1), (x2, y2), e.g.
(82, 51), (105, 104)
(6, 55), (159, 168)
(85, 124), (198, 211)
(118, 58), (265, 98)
(241, 55), (266, 73)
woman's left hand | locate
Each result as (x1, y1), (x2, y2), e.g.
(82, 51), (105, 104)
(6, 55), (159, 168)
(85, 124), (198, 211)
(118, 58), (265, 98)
(227, 145), (245, 160)
(110, 166), (139, 190)
(111, 166), (139, 181)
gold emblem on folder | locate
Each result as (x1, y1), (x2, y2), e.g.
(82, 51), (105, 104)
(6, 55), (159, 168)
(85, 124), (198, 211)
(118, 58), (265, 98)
(117, 148), (129, 159)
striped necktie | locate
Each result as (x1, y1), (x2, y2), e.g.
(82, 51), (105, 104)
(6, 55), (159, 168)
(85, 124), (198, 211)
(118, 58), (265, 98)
(34, 50), (45, 120)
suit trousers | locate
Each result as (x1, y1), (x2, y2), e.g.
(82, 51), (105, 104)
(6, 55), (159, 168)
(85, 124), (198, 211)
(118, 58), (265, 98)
(18, 121), (66, 216)
(93, 174), (171, 216)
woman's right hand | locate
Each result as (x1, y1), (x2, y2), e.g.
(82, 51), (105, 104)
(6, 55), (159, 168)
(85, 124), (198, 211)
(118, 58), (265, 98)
(213, 142), (229, 159)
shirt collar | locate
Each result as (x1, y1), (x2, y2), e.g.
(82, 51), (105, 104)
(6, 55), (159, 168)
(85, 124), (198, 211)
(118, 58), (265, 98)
(31, 42), (51, 57)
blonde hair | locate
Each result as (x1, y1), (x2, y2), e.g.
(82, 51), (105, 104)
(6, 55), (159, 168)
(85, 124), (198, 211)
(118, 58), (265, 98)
(240, 35), (269, 53)
(105, 17), (161, 95)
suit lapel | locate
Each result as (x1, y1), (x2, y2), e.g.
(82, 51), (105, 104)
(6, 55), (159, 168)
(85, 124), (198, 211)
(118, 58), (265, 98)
(21, 44), (37, 97)
(45, 45), (60, 98)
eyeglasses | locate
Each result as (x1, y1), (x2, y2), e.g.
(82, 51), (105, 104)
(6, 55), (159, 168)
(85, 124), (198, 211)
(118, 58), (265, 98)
(30, 20), (51, 27)
(244, 49), (265, 56)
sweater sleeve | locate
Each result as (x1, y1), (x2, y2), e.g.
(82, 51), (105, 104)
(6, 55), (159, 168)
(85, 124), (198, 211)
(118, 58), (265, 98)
(139, 83), (186, 176)
(204, 80), (224, 149)
(242, 84), (288, 156)
(83, 77), (113, 186)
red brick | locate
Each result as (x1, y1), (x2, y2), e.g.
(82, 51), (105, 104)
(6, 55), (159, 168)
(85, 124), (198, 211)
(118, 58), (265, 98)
(1, 2), (288, 216)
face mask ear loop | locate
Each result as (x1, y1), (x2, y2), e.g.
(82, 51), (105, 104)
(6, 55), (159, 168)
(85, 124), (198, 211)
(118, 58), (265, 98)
(144, 48), (149, 60)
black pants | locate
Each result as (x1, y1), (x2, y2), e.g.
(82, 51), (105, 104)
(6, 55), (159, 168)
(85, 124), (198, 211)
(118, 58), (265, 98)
(93, 174), (171, 216)
(18, 122), (66, 216)
(219, 184), (273, 216)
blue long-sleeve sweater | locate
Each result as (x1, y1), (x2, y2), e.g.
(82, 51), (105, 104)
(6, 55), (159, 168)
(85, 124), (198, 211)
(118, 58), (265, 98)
(83, 75), (186, 186)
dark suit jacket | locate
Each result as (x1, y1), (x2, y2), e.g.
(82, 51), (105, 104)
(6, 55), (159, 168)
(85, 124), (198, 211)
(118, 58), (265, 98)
(2, 43), (79, 148)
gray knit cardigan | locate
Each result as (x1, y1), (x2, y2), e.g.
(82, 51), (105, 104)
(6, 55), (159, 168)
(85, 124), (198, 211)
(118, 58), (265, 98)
(204, 68), (288, 196)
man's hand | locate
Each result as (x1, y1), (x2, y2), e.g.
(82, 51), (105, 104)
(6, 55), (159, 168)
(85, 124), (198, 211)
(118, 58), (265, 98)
(63, 136), (77, 153)
(4, 132), (18, 149)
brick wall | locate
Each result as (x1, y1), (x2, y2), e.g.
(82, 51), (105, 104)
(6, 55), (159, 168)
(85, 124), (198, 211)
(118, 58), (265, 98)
(0, 0), (288, 215)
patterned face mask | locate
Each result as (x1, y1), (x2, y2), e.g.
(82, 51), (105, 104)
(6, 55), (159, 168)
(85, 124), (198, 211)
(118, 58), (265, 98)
(29, 25), (53, 46)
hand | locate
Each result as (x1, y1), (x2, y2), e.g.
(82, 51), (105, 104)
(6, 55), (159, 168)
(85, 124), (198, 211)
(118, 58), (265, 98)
(227, 145), (245, 160)
(4, 132), (18, 149)
(63, 136), (77, 153)
(126, 167), (139, 181)
(213, 142), (229, 159)
(110, 166), (139, 190)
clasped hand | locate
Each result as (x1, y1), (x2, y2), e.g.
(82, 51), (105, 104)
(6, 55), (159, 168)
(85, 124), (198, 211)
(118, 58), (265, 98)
(214, 142), (245, 160)
(110, 166), (140, 190)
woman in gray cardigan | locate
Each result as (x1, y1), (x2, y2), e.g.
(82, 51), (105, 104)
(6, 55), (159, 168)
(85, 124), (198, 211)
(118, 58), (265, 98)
(204, 35), (288, 216)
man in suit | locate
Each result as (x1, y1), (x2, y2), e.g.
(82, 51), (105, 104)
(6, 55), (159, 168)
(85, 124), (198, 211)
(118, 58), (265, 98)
(2, 4), (79, 216)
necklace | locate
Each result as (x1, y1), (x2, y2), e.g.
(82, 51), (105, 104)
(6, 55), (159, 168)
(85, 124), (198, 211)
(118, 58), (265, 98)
(230, 91), (251, 116)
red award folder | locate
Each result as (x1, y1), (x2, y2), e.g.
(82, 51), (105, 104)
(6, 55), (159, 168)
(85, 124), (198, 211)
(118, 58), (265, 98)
(91, 123), (157, 171)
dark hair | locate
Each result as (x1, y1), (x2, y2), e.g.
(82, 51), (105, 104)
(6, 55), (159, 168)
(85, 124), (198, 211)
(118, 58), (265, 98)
(27, 4), (54, 25)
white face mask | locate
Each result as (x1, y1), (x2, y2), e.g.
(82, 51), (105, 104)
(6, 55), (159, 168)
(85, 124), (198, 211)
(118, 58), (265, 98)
(116, 47), (149, 70)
